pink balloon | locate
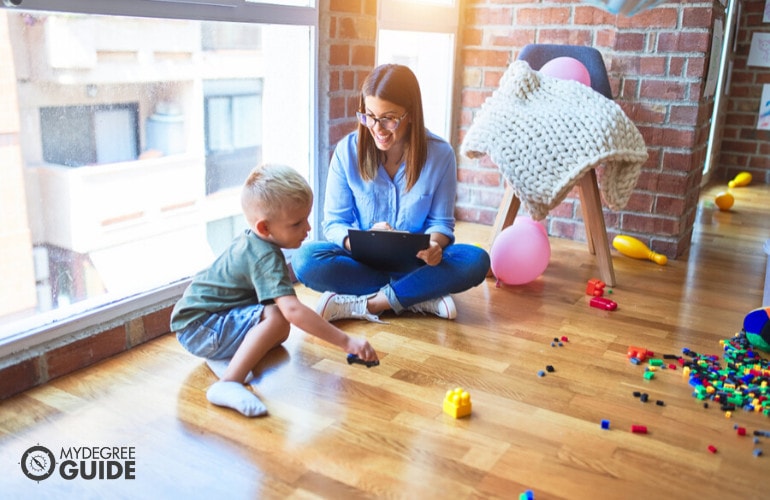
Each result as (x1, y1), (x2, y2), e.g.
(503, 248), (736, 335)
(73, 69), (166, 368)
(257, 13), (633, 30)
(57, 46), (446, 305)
(539, 57), (591, 87)
(490, 217), (551, 286)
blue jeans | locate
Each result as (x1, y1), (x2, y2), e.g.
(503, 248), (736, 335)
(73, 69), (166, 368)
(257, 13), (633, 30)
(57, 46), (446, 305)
(291, 241), (490, 314)
(176, 303), (265, 360)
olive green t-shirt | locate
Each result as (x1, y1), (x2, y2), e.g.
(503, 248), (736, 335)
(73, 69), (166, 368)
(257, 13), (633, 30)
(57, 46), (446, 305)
(170, 229), (296, 332)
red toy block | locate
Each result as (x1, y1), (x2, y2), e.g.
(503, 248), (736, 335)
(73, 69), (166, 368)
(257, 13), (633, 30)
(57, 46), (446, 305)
(627, 346), (649, 362)
(631, 425), (648, 434)
(586, 278), (606, 296)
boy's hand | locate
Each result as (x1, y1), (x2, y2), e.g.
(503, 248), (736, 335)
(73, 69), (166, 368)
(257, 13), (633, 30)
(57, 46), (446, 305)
(346, 337), (378, 364)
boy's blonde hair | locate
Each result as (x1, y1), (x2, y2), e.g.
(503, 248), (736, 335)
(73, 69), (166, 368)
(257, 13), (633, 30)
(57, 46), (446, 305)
(241, 164), (313, 224)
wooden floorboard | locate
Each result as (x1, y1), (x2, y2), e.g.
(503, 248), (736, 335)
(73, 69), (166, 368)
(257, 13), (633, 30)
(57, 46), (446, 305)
(1, 183), (769, 499)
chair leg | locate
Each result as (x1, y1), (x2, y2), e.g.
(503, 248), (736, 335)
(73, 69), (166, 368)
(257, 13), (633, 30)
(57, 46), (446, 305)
(577, 169), (616, 286)
(487, 183), (521, 278)
(489, 182), (520, 249)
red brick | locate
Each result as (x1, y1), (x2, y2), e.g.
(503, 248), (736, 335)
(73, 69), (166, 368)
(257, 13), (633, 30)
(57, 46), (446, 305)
(624, 192), (654, 212)
(143, 307), (172, 341)
(574, 6), (618, 25)
(351, 45), (374, 66)
(0, 357), (41, 400)
(330, 0), (362, 14)
(639, 56), (666, 76)
(621, 214), (679, 236)
(655, 195), (686, 216)
(670, 105), (699, 126)
(537, 29), (593, 47)
(657, 31), (711, 53)
(463, 28), (483, 46)
(45, 326), (127, 381)
(329, 96), (346, 118)
(615, 33), (646, 52)
(466, 6), (513, 26)
(329, 44), (349, 65)
(463, 49), (511, 68)
(682, 7), (714, 29)
(662, 151), (696, 172)
(329, 121), (356, 145)
(462, 89), (493, 108)
(617, 7), (679, 29)
(483, 70), (505, 88)
(458, 166), (503, 187)
(517, 7), (570, 25)
(337, 17), (374, 41)
(639, 79), (687, 100)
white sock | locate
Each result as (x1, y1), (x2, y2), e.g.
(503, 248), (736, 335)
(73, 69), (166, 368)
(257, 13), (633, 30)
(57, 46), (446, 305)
(205, 359), (254, 383)
(206, 381), (267, 417)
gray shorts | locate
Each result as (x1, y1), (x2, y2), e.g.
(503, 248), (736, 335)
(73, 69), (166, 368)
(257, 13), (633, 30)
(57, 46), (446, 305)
(176, 303), (265, 360)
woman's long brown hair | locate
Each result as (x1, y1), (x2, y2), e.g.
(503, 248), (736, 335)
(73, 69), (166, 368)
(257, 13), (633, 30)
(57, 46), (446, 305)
(356, 64), (427, 191)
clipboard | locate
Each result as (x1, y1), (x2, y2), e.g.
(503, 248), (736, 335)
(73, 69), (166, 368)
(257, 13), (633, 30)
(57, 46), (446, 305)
(348, 229), (430, 272)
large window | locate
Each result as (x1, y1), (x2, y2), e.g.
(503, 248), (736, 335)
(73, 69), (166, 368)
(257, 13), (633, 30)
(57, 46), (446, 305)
(376, 0), (459, 141)
(0, 1), (317, 349)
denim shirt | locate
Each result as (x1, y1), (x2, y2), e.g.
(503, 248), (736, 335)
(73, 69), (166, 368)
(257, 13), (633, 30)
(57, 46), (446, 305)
(322, 129), (457, 248)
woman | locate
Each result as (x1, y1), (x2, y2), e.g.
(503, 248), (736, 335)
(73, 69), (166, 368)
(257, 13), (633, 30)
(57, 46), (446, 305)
(292, 64), (489, 322)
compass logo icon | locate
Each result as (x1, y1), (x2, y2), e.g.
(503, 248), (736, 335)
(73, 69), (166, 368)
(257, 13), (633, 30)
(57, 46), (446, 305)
(20, 445), (56, 482)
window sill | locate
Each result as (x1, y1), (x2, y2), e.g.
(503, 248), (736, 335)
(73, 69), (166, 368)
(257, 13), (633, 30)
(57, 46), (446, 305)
(0, 279), (189, 400)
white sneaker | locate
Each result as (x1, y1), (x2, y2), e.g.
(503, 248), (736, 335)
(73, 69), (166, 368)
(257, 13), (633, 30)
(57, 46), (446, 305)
(408, 295), (457, 319)
(315, 291), (384, 323)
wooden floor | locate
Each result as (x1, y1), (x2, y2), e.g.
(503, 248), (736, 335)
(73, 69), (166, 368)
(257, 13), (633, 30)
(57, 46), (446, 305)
(1, 183), (769, 499)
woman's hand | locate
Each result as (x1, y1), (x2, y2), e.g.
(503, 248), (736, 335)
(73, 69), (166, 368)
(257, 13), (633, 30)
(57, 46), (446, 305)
(417, 240), (444, 266)
(370, 221), (393, 231)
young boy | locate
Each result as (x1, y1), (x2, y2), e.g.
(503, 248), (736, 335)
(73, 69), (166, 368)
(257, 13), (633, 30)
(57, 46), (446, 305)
(170, 164), (379, 417)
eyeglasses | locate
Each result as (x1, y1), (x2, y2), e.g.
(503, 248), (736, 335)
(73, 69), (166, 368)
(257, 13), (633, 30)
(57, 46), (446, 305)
(356, 111), (408, 131)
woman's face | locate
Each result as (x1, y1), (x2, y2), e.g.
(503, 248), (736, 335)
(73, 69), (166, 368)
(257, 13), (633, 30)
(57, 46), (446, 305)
(362, 95), (410, 152)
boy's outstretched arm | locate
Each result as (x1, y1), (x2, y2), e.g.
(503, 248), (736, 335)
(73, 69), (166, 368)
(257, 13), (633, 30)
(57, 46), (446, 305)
(274, 295), (379, 363)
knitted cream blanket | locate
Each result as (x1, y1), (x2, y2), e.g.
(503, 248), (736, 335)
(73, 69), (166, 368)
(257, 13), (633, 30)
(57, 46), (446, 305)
(461, 60), (648, 221)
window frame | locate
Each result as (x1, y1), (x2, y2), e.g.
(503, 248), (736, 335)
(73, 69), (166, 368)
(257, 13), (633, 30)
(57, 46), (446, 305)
(0, 0), (319, 358)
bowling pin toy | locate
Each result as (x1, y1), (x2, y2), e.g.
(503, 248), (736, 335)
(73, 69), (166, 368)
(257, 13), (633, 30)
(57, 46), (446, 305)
(612, 235), (668, 266)
(728, 171), (752, 188)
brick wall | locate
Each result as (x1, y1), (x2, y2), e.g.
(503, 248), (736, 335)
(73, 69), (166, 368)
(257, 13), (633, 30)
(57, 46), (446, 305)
(456, 1), (723, 258)
(718, 0), (770, 183)
(318, 1), (729, 258)
(318, 0), (376, 201)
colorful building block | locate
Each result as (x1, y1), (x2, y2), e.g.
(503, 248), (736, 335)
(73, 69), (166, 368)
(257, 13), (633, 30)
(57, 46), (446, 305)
(586, 278), (606, 296)
(628, 346), (649, 362)
(443, 387), (472, 418)
(590, 296), (617, 310)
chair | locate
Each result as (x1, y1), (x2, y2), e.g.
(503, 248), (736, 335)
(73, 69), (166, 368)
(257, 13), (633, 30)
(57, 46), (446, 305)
(489, 44), (617, 286)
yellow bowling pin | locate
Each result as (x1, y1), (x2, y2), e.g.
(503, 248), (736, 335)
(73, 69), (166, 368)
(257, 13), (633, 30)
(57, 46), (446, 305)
(728, 172), (752, 188)
(612, 235), (668, 265)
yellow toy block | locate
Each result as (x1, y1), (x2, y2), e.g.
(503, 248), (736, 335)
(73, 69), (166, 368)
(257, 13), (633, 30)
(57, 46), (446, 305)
(443, 387), (472, 418)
